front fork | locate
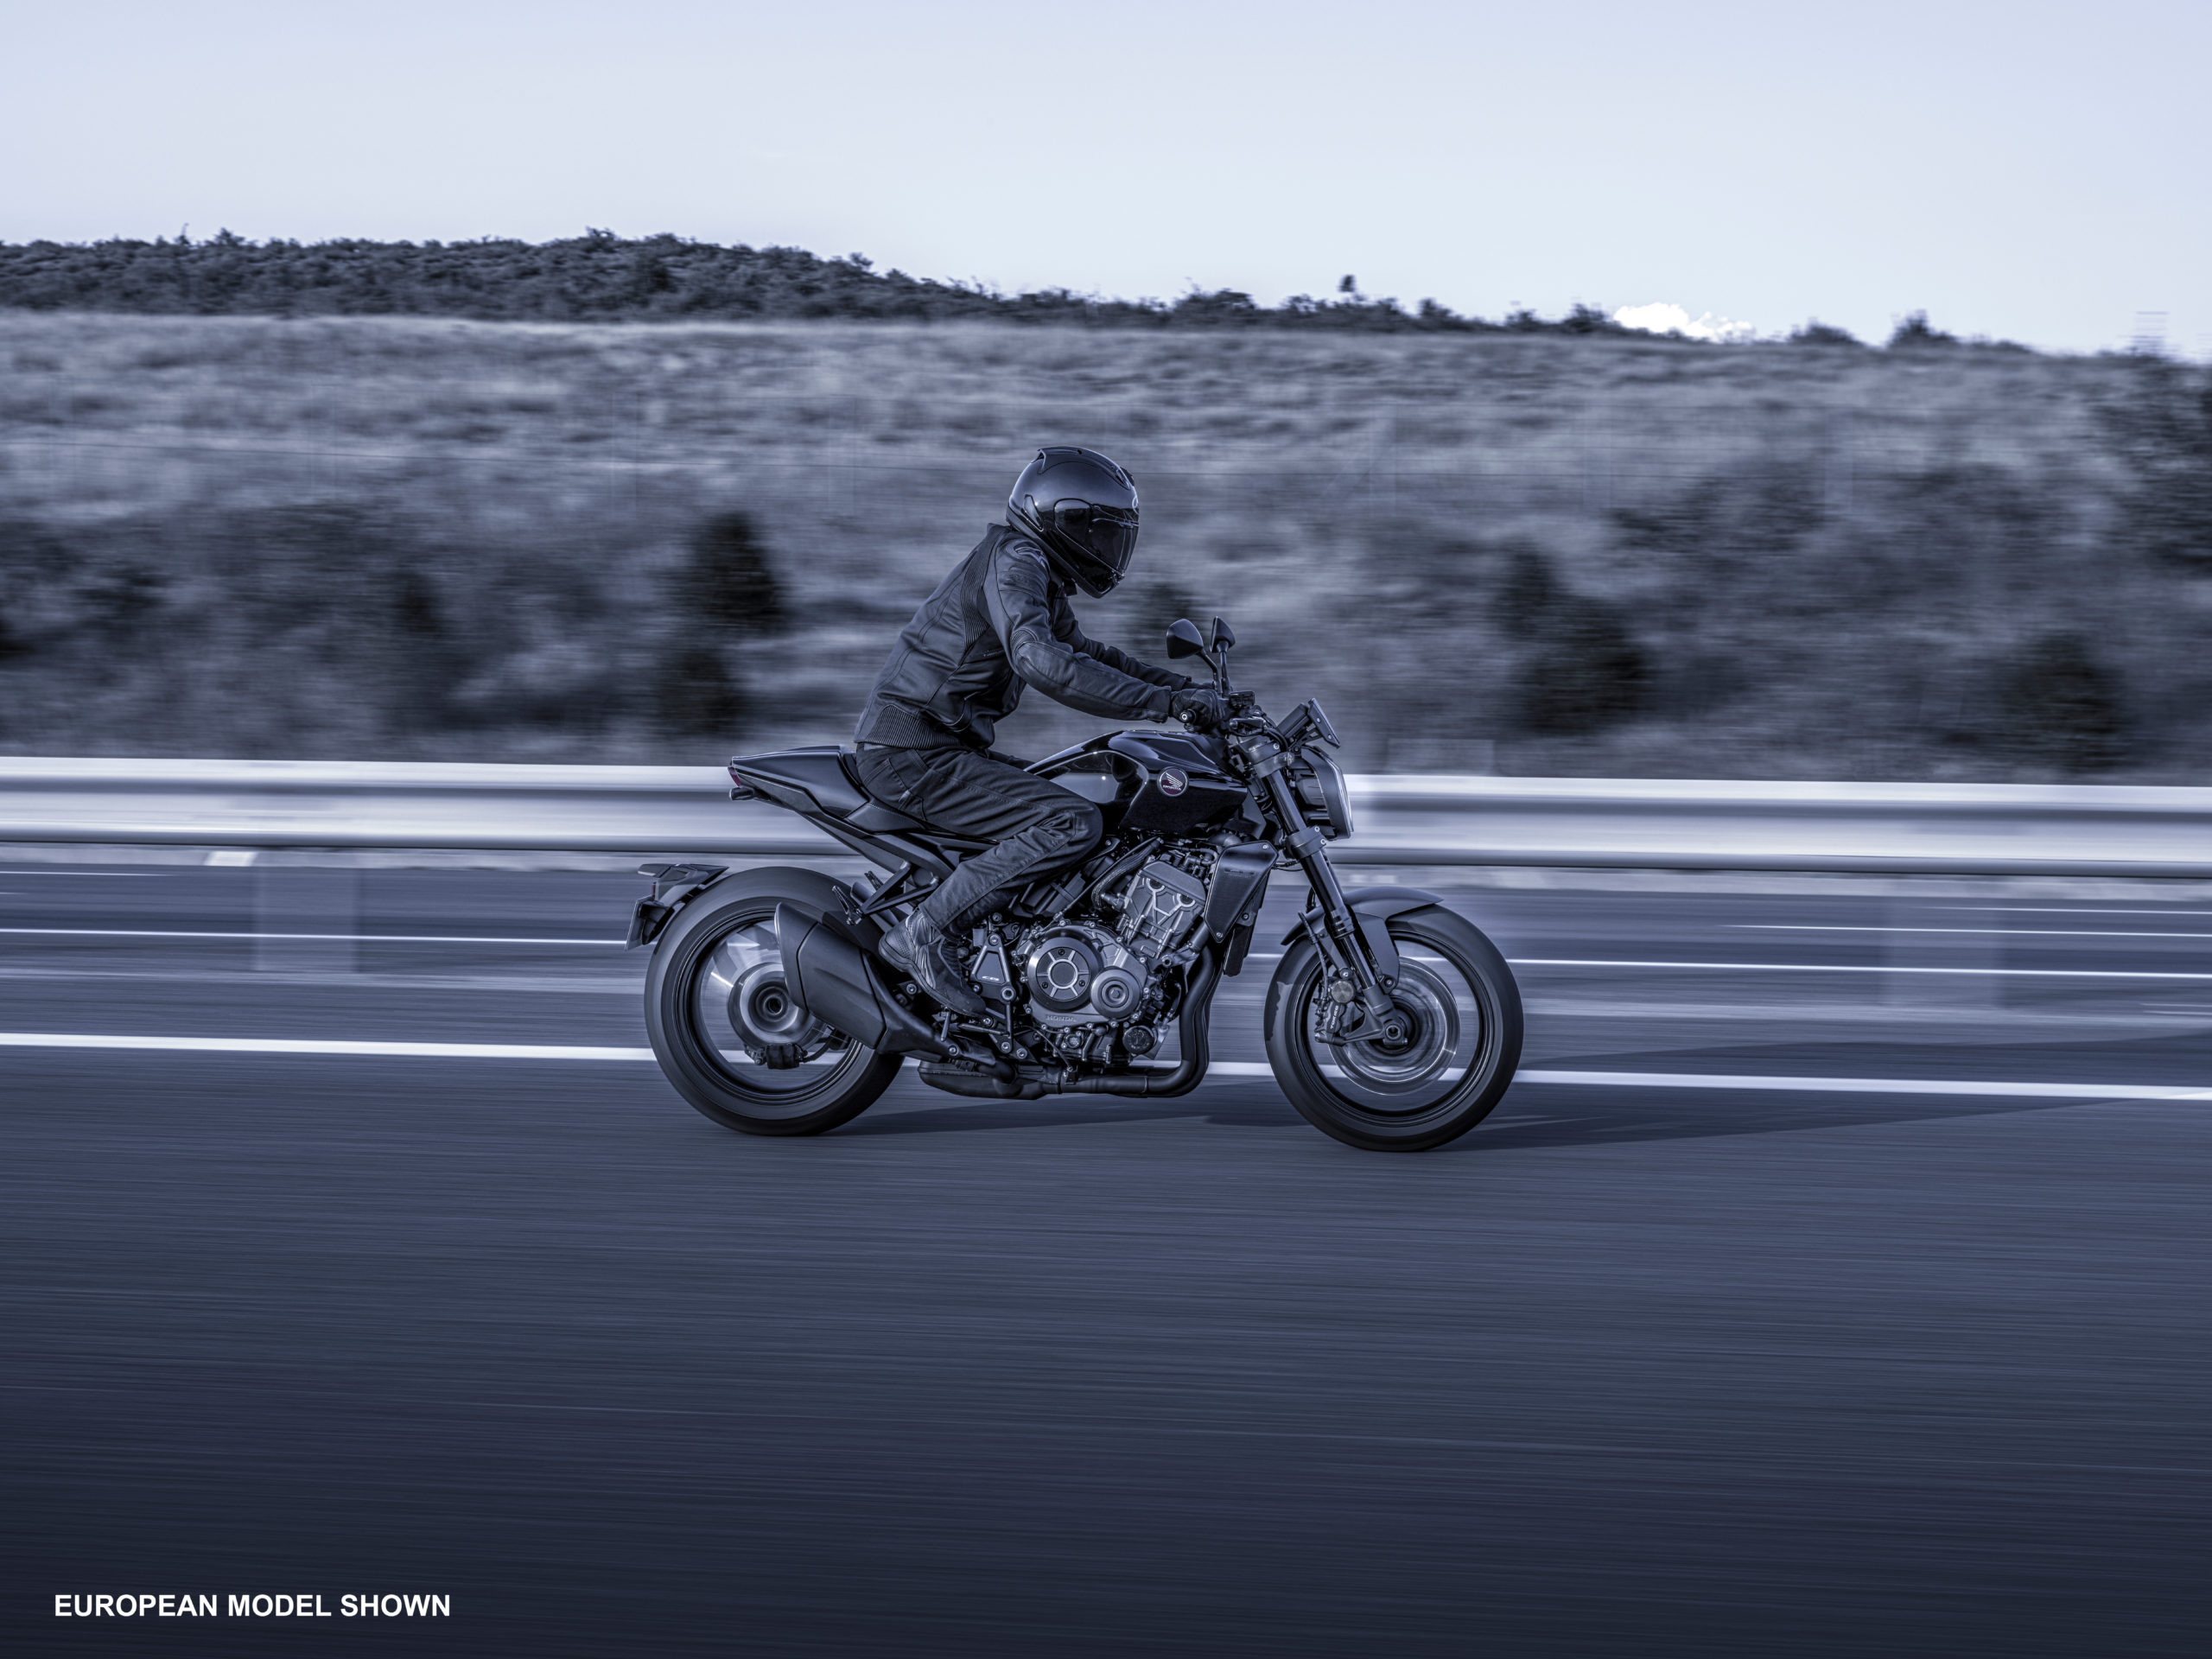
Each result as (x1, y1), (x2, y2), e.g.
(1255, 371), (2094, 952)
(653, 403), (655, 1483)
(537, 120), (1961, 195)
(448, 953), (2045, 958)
(1262, 772), (1408, 1046)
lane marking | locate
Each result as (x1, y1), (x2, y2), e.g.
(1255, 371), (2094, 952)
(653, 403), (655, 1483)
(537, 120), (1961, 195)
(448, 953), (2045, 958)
(1519, 1070), (2212, 1102)
(1733, 925), (2212, 940)
(0, 1032), (1256, 1067)
(1510, 957), (2212, 981)
(0, 928), (626, 945)
(0, 1039), (2201, 1103)
(0, 1033), (653, 1060)
(1942, 906), (2212, 917)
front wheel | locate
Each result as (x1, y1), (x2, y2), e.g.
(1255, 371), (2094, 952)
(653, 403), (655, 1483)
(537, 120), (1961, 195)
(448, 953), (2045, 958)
(644, 868), (903, 1136)
(1263, 906), (1522, 1152)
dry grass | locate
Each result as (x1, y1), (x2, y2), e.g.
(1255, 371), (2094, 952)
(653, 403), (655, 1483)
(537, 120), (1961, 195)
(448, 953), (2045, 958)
(2, 312), (2206, 779)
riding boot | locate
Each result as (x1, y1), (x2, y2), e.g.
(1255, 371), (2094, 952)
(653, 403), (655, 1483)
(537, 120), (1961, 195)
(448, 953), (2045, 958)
(881, 912), (993, 1020)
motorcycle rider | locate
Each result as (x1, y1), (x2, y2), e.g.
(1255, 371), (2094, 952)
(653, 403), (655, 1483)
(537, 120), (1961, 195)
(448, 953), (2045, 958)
(852, 447), (1230, 1018)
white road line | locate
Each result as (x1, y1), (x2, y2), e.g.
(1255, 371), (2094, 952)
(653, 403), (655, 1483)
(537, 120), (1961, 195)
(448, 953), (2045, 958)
(0, 1033), (654, 1060)
(1942, 906), (2212, 917)
(0, 928), (626, 945)
(1519, 1070), (2212, 1102)
(0, 1036), (1284, 1070)
(1510, 958), (2212, 981)
(1733, 925), (2212, 940)
(2, 1038), (2202, 1102)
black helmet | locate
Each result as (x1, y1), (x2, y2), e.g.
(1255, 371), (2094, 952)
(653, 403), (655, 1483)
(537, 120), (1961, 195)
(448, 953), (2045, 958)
(1007, 447), (1140, 597)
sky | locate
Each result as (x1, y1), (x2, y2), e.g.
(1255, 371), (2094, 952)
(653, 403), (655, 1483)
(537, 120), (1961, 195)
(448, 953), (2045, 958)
(6, 0), (2207, 354)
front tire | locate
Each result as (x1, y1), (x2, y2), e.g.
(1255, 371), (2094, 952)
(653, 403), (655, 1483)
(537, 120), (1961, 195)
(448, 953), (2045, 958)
(1263, 906), (1522, 1152)
(644, 868), (903, 1136)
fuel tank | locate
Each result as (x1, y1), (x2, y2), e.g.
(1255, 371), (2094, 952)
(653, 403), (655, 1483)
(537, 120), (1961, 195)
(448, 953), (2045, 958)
(1030, 730), (1250, 837)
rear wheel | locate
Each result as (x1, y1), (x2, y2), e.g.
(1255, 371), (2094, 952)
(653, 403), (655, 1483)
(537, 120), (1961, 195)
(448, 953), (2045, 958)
(644, 868), (902, 1136)
(1262, 907), (1522, 1152)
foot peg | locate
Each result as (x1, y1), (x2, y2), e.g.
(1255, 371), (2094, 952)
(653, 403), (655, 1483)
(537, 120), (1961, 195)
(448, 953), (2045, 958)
(883, 916), (993, 1020)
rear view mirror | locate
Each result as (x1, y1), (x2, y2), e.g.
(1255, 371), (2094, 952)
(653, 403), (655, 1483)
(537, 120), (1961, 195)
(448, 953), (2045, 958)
(1166, 619), (1208, 659)
(1209, 616), (1236, 651)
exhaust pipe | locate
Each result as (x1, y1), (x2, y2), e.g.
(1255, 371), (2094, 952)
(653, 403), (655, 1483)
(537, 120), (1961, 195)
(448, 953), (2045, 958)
(1061, 952), (1219, 1097)
(915, 952), (1224, 1101)
(775, 903), (953, 1061)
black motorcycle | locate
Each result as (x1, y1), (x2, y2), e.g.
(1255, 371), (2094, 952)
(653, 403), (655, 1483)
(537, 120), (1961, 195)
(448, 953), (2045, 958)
(630, 618), (1522, 1152)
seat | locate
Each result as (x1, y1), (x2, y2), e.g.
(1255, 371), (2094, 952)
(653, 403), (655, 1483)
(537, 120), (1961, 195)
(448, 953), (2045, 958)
(730, 746), (972, 836)
(729, 747), (867, 817)
(730, 747), (1001, 872)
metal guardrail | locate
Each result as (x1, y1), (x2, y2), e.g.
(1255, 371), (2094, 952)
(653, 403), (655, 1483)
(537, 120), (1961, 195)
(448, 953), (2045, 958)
(3, 758), (2212, 878)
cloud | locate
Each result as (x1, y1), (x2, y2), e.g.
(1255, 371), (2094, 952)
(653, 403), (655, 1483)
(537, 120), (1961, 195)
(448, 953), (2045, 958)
(1613, 302), (1758, 343)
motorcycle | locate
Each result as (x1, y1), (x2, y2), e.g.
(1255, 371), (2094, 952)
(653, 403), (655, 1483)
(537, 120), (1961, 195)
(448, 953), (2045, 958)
(630, 617), (1522, 1152)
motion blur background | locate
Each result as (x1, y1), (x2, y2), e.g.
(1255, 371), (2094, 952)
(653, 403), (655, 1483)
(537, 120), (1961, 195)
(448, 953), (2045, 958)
(3, 0), (2210, 784)
(3, 305), (2209, 777)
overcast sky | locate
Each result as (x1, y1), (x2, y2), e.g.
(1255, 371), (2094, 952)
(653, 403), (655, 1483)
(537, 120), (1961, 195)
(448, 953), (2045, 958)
(8, 0), (2205, 353)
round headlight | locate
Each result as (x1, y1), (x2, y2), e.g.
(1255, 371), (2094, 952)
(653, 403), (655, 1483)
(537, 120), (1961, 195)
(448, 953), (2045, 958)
(1307, 753), (1352, 840)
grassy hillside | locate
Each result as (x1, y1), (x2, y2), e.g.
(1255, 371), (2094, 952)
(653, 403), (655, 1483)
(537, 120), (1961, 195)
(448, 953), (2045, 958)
(2, 311), (2207, 779)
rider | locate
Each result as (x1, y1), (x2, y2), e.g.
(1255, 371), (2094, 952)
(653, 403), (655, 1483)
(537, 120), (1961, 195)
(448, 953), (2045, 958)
(852, 447), (1230, 1017)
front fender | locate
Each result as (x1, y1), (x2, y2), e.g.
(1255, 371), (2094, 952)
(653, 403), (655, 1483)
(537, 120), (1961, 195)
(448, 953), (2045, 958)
(1280, 887), (1446, 984)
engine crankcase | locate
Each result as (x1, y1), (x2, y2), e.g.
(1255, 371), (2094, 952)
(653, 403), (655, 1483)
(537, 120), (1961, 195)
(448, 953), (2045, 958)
(1021, 922), (1146, 1028)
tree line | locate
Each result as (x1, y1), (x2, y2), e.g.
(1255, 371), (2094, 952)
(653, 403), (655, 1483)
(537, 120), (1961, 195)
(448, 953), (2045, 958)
(0, 229), (1931, 342)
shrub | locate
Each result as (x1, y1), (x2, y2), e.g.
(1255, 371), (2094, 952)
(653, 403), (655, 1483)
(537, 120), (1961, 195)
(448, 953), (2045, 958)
(1128, 577), (1205, 651)
(1982, 632), (2128, 771)
(1789, 321), (1862, 347)
(1611, 466), (1825, 608)
(652, 640), (749, 736)
(1559, 302), (1620, 337)
(676, 512), (786, 635)
(1887, 311), (1960, 350)
(1491, 544), (1560, 631)
(1489, 547), (1650, 734)
(2102, 365), (2212, 567)
(0, 518), (81, 652)
(1516, 600), (1650, 734)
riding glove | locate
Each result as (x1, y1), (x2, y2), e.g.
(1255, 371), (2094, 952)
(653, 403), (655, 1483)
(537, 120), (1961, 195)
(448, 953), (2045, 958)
(1170, 688), (1232, 732)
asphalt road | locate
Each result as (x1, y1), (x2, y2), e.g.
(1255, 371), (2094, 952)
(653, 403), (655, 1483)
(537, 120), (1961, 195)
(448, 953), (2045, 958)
(5, 860), (2210, 1656)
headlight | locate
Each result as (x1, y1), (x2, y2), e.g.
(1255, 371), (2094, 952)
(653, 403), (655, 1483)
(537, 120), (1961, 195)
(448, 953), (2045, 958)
(1294, 753), (1353, 840)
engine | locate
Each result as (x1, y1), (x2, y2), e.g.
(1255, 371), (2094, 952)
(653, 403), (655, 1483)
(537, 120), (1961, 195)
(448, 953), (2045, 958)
(1115, 858), (1209, 962)
(1013, 854), (1214, 1046)
(1020, 921), (1143, 1026)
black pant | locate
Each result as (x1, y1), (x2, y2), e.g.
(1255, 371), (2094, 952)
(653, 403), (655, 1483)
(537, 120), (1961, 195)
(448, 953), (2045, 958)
(852, 745), (1103, 933)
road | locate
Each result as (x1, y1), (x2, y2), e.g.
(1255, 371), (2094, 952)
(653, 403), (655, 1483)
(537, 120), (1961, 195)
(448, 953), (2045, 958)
(5, 859), (2210, 1656)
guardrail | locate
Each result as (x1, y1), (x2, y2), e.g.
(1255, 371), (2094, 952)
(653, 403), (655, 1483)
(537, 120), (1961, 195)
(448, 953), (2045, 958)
(4, 758), (2212, 878)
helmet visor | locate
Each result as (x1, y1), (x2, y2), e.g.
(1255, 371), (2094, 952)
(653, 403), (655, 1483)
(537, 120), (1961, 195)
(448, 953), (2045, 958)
(1047, 499), (1139, 588)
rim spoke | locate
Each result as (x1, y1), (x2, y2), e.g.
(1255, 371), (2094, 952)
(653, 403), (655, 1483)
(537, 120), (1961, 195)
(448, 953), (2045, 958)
(687, 910), (861, 1110)
(1306, 945), (1484, 1115)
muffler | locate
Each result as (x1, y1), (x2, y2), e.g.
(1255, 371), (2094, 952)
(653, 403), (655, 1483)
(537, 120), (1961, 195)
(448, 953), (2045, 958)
(774, 903), (953, 1061)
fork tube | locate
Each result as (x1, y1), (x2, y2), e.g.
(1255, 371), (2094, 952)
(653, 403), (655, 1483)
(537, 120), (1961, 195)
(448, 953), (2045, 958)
(1295, 838), (1387, 997)
(1264, 761), (1384, 997)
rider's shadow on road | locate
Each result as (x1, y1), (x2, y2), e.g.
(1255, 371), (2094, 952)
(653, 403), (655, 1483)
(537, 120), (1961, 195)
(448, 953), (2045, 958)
(836, 1070), (2111, 1151)
(836, 1085), (1301, 1140)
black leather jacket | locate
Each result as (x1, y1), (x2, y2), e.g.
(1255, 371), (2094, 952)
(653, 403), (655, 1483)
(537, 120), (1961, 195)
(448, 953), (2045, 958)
(855, 524), (1189, 751)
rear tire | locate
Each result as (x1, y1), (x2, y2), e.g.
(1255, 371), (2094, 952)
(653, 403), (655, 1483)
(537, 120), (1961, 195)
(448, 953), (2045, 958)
(1263, 906), (1522, 1152)
(644, 868), (903, 1136)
